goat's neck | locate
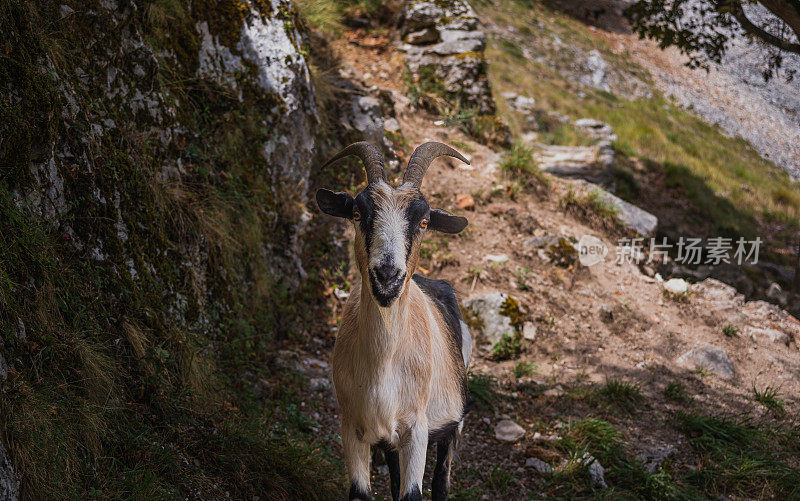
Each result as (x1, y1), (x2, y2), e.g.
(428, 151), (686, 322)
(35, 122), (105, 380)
(357, 275), (412, 359)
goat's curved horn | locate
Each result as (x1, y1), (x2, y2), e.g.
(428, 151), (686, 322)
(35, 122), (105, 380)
(403, 142), (469, 188)
(321, 142), (385, 184)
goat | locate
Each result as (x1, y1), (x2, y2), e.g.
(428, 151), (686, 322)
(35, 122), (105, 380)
(316, 142), (473, 501)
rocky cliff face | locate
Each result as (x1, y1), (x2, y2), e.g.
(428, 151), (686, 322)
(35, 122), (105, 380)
(400, 0), (495, 114)
(0, 0), (325, 496)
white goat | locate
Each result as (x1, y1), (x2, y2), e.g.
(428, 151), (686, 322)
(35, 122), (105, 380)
(316, 142), (472, 501)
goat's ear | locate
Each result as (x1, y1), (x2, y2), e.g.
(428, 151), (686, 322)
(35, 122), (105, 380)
(429, 208), (468, 234)
(316, 189), (354, 219)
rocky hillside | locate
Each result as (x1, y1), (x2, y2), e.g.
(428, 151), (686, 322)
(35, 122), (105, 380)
(0, 0), (358, 498)
(1, 0), (799, 499)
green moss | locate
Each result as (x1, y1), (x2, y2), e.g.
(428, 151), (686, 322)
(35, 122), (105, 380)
(499, 295), (525, 332)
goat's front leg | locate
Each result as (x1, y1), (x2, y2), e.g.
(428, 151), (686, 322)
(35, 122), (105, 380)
(343, 423), (372, 500)
(398, 418), (428, 501)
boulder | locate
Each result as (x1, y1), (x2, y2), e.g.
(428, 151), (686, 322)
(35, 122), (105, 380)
(348, 95), (385, 145)
(534, 143), (614, 186)
(741, 300), (800, 340)
(567, 181), (658, 237)
(747, 327), (790, 345)
(463, 292), (516, 345)
(502, 92), (536, 114)
(495, 419), (526, 441)
(676, 344), (735, 378)
(526, 234), (577, 266)
(691, 278), (742, 307)
(400, 0), (496, 114)
(578, 49), (610, 92)
(573, 118), (617, 143)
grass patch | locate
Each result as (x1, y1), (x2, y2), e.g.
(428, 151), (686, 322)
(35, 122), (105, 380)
(675, 411), (800, 497)
(467, 371), (501, 410)
(513, 361), (538, 378)
(295, 0), (342, 38)
(553, 418), (691, 498)
(560, 188), (623, 233)
(722, 324), (739, 337)
(752, 384), (786, 417)
(662, 288), (691, 303)
(491, 332), (522, 360)
(663, 381), (690, 403)
(499, 142), (549, 189)
(597, 378), (643, 412)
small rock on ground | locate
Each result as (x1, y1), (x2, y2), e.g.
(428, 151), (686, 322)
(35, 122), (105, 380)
(676, 344), (735, 378)
(664, 278), (689, 295)
(525, 457), (554, 475)
(495, 419), (526, 441)
(582, 454), (607, 489)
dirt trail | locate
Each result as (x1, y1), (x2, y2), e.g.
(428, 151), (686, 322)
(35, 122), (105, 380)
(305, 28), (800, 499)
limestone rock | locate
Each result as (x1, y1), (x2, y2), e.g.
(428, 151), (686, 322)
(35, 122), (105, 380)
(463, 292), (515, 345)
(522, 322), (537, 341)
(405, 27), (440, 44)
(525, 457), (554, 475)
(676, 344), (735, 378)
(637, 445), (676, 473)
(572, 181), (658, 237)
(534, 143), (614, 186)
(349, 95), (385, 145)
(495, 419), (526, 441)
(400, 0), (495, 114)
(526, 235), (577, 267)
(578, 50), (610, 92)
(691, 278), (742, 309)
(664, 278), (689, 295)
(573, 118), (617, 142)
(747, 327), (790, 345)
(0, 439), (18, 501)
(483, 254), (509, 264)
(502, 92), (536, 114)
(582, 453), (607, 489)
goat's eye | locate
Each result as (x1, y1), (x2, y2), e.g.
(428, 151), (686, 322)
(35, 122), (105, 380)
(353, 210), (361, 221)
(420, 219), (429, 230)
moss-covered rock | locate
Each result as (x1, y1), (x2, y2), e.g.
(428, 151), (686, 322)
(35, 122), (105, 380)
(0, 0), (335, 497)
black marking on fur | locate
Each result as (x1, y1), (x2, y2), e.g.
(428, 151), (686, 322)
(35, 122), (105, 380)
(354, 183), (379, 252)
(432, 438), (453, 501)
(400, 484), (422, 501)
(412, 274), (469, 402)
(349, 482), (373, 500)
(316, 189), (354, 219)
(376, 441), (401, 501)
(403, 193), (429, 256)
(428, 420), (459, 444)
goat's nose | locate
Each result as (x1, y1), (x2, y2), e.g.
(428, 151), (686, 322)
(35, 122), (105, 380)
(374, 264), (401, 284)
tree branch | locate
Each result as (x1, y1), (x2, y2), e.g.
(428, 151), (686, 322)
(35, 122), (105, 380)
(759, 0), (800, 39)
(726, 1), (800, 54)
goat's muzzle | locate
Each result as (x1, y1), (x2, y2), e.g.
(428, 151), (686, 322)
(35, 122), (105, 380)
(368, 264), (406, 307)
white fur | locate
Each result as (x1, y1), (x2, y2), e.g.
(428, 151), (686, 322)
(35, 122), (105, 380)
(460, 320), (472, 368)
